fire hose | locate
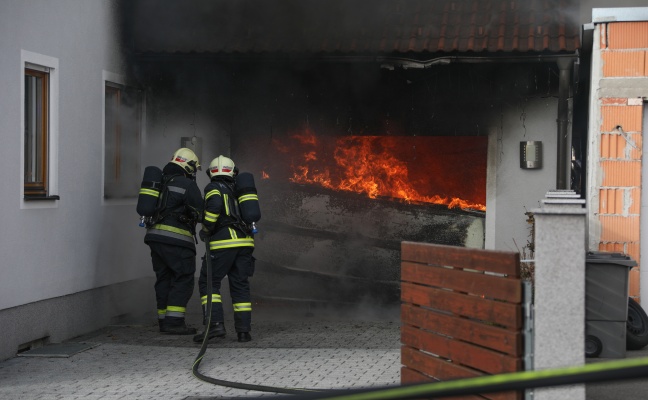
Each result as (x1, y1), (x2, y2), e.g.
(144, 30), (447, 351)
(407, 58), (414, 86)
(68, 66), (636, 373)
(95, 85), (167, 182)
(190, 247), (648, 397)
(239, 356), (648, 400)
(190, 245), (326, 394)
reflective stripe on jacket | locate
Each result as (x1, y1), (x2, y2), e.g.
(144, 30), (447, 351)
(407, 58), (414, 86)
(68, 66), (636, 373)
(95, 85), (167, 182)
(147, 223), (194, 244)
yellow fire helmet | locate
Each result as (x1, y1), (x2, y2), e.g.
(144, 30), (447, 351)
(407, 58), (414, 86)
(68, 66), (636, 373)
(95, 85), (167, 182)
(207, 155), (236, 178)
(170, 147), (201, 174)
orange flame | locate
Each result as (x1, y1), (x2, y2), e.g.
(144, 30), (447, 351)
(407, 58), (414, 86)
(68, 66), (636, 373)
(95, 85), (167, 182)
(280, 128), (486, 211)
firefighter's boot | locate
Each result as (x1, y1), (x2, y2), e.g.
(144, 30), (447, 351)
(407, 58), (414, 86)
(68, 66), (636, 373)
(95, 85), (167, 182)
(193, 322), (226, 343)
(237, 332), (252, 342)
(161, 316), (197, 335)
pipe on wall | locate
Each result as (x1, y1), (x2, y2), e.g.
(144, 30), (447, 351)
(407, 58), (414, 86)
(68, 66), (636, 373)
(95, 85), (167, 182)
(557, 58), (574, 190)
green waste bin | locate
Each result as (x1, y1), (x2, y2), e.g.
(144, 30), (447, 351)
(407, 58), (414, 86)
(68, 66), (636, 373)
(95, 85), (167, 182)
(585, 251), (636, 358)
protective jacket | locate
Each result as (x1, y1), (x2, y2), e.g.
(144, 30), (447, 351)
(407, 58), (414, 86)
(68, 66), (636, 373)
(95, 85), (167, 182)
(144, 163), (203, 253)
(199, 175), (255, 334)
(202, 176), (254, 251)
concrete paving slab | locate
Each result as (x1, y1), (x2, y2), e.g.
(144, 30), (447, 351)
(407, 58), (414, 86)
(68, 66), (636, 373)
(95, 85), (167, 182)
(16, 342), (100, 358)
(0, 302), (647, 400)
(0, 304), (402, 400)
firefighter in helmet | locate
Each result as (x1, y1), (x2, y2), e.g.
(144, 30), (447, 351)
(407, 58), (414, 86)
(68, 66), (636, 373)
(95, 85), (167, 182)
(194, 155), (255, 343)
(144, 147), (204, 335)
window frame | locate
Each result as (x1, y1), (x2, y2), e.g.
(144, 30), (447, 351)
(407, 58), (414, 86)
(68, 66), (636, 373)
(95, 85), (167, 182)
(20, 50), (59, 209)
(24, 67), (50, 197)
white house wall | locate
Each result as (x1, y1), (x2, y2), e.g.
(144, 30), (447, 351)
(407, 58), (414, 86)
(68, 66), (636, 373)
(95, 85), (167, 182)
(0, 0), (156, 360)
(485, 96), (560, 253)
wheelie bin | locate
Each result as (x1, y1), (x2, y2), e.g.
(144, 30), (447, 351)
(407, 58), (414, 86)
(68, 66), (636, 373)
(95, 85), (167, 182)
(585, 251), (636, 358)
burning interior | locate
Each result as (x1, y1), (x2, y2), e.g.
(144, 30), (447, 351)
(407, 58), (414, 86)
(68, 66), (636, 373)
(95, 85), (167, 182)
(249, 125), (488, 306)
(128, 12), (565, 306)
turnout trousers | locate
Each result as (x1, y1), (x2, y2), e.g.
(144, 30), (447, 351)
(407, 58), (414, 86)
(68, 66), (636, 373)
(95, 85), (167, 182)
(148, 242), (196, 318)
(199, 247), (254, 333)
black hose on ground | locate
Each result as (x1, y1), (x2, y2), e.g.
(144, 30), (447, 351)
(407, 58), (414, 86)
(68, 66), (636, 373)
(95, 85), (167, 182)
(191, 245), (326, 394)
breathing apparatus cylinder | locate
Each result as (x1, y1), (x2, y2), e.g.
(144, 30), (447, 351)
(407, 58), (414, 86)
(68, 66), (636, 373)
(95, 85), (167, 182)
(235, 172), (261, 232)
(136, 166), (164, 226)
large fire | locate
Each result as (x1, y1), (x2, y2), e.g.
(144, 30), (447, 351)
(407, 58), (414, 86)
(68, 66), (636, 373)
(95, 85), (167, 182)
(274, 128), (486, 211)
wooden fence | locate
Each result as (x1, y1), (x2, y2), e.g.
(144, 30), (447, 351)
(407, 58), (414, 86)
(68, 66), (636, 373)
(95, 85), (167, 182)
(400, 241), (524, 400)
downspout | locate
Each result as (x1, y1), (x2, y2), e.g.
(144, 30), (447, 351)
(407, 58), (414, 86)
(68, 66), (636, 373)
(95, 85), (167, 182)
(557, 58), (574, 190)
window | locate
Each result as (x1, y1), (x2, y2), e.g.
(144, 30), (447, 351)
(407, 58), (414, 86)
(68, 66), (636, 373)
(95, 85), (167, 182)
(104, 82), (142, 199)
(21, 51), (58, 208)
(24, 68), (49, 196)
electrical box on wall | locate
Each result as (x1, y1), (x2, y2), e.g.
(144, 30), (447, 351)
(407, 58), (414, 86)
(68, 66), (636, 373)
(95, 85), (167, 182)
(520, 141), (542, 169)
(181, 136), (202, 164)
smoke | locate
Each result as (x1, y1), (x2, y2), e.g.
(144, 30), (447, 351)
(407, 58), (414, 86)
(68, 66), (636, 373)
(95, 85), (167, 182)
(121, 0), (645, 60)
(127, 0), (404, 53)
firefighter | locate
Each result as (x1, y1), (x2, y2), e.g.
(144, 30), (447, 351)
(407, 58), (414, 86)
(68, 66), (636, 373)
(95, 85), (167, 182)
(194, 155), (255, 343)
(144, 147), (204, 335)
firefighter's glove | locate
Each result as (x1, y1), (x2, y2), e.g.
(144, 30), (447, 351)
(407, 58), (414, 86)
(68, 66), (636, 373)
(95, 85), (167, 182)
(199, 228), (210, 242)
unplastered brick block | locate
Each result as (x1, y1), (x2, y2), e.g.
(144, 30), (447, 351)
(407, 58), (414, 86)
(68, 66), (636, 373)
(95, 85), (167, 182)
(601, 98), (627, 106)
(600, 133), (617, 158)
(599, 215), (640, 242)
(601, 105), (643, 132)
(625, 133), (643, 160)
(629, 187), (642, 214)
(599, 188), (623, 215)
(598, 187), (640, 216)
(598, 242), (625, 253)
(630, 134), (642, 160)
(600, 133), (642, 159)
(608, 22), (648, 50)
(602, 51), (646, 77)
(601, 160), (641, 186)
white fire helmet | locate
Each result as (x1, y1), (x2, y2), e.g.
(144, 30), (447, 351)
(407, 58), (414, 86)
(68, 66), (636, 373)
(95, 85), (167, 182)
(170, 148), (201, 175)
(208, 155), (236, 178)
